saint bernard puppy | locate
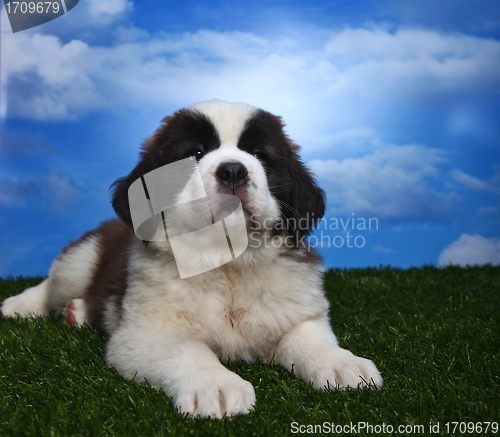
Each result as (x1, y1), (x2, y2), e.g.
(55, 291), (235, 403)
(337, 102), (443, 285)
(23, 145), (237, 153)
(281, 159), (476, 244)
(1, 101), (382, 418)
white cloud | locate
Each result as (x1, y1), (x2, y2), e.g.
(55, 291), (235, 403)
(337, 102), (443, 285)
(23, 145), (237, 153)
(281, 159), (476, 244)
(45, 171), (79, 215)
(3, 24), (495, 223)
(69, 0), (134, 36)
(324, 28), (500, 106)
(372, 245), (395, 254)
(0, 33), (97, 119)
(1, 26), (499, 145)
(87, 0), (132, 18)
(381, 0), (500, 35)
(0, 172), (78, 214)
(438, 234), (500, 266)
(451, 169), (500, 193)
(478, 206), (500, 218)
(309, 141), (458, 221)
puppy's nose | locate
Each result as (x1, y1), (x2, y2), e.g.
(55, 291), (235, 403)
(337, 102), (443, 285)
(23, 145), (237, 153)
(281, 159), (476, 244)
(216, 162), (249, 190)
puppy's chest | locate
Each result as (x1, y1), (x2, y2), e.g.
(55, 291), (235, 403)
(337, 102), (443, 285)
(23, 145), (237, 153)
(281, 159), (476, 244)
(219, 297), (278, 336)
(201, 294), (290, 357)
(192, 276), (308, 354)
(224, 306), (247, 329)
(197, 288), (280, 330)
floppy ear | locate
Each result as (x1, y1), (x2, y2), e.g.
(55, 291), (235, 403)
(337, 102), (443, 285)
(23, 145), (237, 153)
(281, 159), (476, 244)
(286, 148), (326, 240)
(111, 159), (150, 228)
(111, 115), (176, 227)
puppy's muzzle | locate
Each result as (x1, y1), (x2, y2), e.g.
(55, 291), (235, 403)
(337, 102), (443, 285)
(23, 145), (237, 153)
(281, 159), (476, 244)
(216, 162), (249, 192)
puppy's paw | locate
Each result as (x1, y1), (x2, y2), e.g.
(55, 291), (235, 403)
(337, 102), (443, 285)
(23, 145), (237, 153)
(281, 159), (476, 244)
(64, 299), (88, 326)
(1, 284), (49, 318)
(175, 369), (255, 419)
(307, 347), (383, 390)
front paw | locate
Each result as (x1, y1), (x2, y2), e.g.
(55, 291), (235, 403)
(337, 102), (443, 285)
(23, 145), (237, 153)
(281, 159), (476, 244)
(174, 369), (256, 419)
(306, 348), (383, 390)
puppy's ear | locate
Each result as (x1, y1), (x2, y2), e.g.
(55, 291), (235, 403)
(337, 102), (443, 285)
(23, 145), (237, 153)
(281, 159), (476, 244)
(111, 160), (149, 228)
(111, 116), (176, 227)
(286, 145), (326, 240)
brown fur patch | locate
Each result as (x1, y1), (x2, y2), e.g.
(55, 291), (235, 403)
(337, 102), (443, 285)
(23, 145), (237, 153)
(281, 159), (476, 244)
(82, 219), (134, 333)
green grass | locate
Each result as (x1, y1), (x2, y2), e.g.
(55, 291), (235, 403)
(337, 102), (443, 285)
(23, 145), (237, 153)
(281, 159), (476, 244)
(1, 267), (499, 436)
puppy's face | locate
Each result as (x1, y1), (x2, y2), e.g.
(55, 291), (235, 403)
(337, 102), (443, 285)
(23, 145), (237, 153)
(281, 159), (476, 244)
(172, 103), (280, 234)
(112, 101), (325, 246)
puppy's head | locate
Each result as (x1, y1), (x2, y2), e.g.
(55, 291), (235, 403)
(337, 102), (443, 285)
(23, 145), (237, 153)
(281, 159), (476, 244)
(112, 101), (325, 246)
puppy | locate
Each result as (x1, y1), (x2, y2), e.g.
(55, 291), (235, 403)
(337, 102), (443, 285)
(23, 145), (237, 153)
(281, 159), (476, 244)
(2, 101), (382, 418)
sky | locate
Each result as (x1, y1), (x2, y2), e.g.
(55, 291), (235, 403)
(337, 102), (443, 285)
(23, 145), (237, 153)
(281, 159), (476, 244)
(0, 0), (499, 276)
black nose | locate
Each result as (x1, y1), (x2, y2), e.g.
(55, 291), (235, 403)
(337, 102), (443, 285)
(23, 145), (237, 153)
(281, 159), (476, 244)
(216, 162), (249, 190)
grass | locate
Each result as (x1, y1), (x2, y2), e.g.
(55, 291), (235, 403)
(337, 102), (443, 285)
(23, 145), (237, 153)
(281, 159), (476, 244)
(0, 266), (499, 436)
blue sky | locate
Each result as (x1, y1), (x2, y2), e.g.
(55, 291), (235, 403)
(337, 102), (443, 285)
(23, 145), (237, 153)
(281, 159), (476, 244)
(1, 0), (499, 276)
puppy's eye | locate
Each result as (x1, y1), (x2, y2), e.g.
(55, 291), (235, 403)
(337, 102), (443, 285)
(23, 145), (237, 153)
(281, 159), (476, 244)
(252, 150), (267, 161)
(189, 149), (205, 160)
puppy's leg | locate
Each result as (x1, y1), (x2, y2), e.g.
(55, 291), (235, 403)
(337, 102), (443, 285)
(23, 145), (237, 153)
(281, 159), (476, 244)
(1, 236), (99, 319)
(106, 325), (256, 419)
(1, 279), (50, 317)
(273, 318), (383, 389)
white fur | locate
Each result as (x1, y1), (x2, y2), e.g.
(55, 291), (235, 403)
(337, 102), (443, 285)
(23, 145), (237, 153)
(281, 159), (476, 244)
(189, 100), (257, 148)
(105, 240), (382, 418)
(169, 146), (279, 249)
(1, 279), (50, 317)
(1, 101), (383, 419)
(1, 236), (99, 318)
(105, 241), (333, 417)
(197, 146), (279, 222)
(46, 236), (100, 313)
